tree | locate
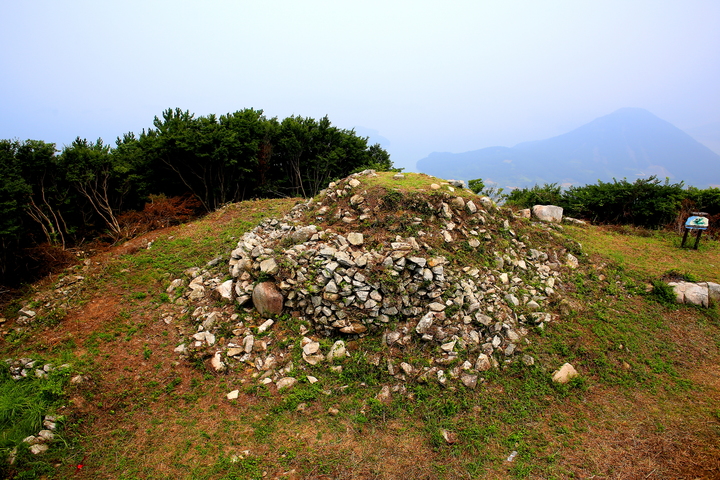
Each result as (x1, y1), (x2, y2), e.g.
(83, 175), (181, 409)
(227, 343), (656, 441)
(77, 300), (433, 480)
(59, 137), (124, 239)
(468, 178), (485, 195)
(143, 108), (267, 210)
(11, 140), (76, 248)
(0, 140), (31, 276)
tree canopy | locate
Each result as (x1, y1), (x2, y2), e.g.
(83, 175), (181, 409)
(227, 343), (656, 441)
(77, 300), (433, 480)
(0, 108), (395, 287)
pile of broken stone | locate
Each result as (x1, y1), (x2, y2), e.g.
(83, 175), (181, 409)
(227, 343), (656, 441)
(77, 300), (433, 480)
(18, 415), (61, 456)
(172, 171), (583, 391)
(6, 357), (70, 381)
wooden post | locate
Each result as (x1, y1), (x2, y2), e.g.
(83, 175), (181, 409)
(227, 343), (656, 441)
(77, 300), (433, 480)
(694, 230), (703, 250)
(681, 229), (690, 248)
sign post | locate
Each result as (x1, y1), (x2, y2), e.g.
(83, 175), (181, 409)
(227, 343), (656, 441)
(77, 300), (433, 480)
(681, 212), (709, 250)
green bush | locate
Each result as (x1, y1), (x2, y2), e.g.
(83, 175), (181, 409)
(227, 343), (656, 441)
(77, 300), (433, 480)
(650, 280), (678, 305)
(504, 183), (563, 208)
(562, 176), (686, 229)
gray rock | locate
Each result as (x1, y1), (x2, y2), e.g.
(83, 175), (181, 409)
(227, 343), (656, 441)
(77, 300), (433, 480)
(708, 282), (720, 304)
(375, 385), (392, 403)
(415, 312), (434, 334)
(505, 294), (520, 307)
(475, 354), (491, 371)
(451, 196), (465, 208)
(460, 373), (478, 389)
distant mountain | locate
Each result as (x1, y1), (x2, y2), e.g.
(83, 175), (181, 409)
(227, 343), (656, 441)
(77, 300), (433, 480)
(416, 108), (720, 188)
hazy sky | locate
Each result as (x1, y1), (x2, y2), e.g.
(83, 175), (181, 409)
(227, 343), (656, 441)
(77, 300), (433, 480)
(2, 0), (719, 171)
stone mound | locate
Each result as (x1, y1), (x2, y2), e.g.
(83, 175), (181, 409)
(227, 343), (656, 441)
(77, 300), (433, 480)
(173, 170), (583, 388)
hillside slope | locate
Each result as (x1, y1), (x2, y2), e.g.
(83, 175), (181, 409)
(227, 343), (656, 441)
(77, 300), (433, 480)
(1, 172), (719, 480)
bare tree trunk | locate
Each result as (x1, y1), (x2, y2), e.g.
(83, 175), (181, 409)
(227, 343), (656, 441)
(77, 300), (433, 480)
(25, 185), (67, 248)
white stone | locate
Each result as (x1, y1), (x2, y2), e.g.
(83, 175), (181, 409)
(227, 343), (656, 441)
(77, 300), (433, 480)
(327, 340), (346, 361)
(227, 390), (240, 400)
(532, 205), (563, 222)
(303, 341), (320, 356)
(210, 352), (226, 372)
(257, 319), (274, 333)
(216, 280), (234, 301)
(243, 335), (255, 353)
(347, 232), (364, 246)
(552, 363), (578, 384)
(276, 377), (297, 390)
(566, 254), (579, 269)
(259, 258), (279, 274)
(428, 302), (445, 312)
(416, 312), (434, 334)
(192, 331), (216, 346)
(166, 278), (184, 293)
(376, 385), (392, 403)
(30, 444), (49, 455)
(475, 354), (491, 371)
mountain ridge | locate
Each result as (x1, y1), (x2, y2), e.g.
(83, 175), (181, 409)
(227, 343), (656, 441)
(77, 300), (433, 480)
(416, 108), (720, 188)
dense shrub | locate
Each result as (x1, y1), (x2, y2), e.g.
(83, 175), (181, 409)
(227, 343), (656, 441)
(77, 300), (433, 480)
(562, 176), (686, 229)
(505, 176), (719, 231)
(504, 183), (563, 208)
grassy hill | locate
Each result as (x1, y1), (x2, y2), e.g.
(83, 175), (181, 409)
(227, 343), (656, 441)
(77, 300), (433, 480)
(1, 172), (719, 479)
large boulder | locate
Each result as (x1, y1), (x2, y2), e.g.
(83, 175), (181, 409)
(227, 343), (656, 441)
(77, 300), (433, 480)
(669, 281), (715, 307)
(252, 282), (284, 317)
(532, 205), (563, 223)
